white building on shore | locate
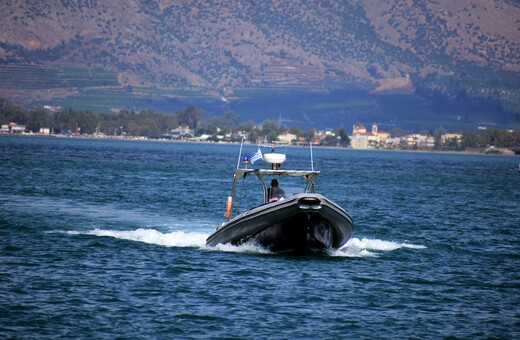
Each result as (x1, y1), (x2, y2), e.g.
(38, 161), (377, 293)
(276, 131), (297, 145)
(169, 126), (194, 139)
(351, 123), (390, 149)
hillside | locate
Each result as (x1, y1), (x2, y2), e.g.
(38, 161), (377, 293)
(0, 0), (519, 130)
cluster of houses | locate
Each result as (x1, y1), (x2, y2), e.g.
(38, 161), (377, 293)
(167, 123), (460, 151)
(0, 122), (27, 134)
(1, 119), (463, 150)
(350, 123), (461, 150)
(1, 122), (53, 135)
(172, 128), (334, 145)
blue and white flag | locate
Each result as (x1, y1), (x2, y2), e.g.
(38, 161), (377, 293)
(250, 148), (263, 164)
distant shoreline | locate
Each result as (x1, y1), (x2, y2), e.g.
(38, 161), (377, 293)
(1, 132), (518, 156)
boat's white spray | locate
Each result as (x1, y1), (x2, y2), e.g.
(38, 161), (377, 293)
(64, 228), (426, 257)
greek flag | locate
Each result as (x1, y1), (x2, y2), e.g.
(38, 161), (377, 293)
(250, 148), (263, 164)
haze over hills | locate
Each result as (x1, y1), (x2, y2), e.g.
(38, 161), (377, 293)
(0, 0), (519, 131)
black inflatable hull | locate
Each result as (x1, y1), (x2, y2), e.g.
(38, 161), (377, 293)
(206, 194), (353, 253)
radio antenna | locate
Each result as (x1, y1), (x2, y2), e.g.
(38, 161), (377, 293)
(237, 137), (245, 169)
(310, 141), (314, 171)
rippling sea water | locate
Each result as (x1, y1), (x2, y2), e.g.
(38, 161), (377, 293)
(1, 136), (519, 339)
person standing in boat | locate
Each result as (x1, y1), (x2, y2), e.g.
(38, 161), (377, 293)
(269, 179), (285, 202)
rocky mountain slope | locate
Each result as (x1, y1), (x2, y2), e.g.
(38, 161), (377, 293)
(1, 0), (519, 129)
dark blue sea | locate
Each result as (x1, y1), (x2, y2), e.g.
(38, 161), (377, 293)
(1, 135), (519, 339)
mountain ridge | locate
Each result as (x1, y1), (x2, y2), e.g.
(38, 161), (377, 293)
(0, 0), (519, 130)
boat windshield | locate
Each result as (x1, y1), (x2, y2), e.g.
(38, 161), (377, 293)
(281, 186), (305, 197)
(229, 168), (319, 217)
(264, 175), (312, 203)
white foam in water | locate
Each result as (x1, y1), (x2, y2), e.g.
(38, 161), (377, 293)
(69, 228), (425, 257)
(86, 228), (208, 248)
(331, 237), (426, 257)
(210, 241), (272, 254)
(78, 228), (271, 254)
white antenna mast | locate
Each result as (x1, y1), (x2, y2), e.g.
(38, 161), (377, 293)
(310, 141), (314, 171)
(237, 137), (245, 169)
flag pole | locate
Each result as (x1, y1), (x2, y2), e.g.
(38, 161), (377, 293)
(237, 137), (245, 169)
(310, 141), (314, 171)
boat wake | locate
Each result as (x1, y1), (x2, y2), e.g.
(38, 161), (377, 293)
(66, 227), (426, 257)
(333, 237), (427, 257)
(85, 228), (208, 248)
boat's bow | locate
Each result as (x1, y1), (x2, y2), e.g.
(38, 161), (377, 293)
(206, 193), (353, 252)
(206, 143), (354, 253)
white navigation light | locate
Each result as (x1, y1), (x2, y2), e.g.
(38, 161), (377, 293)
(264, 153), (286, 169)
(263, 153), (286, 164)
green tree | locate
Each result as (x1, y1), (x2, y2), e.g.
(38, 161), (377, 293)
(27, 108), (53, 132)
(176, 105), (204, 129)
(0, 102), (28, 125)
(76, 110), (97, 134)
(55, 108), (79, 133)
(289, 126), (305, 137)
(321, 135), (340, 146)
(223, 110), (240, 127)
(335, 128), (350, 146)
(248, 127), (261, 143)
(305, 129), (317, 142)
(445, 137), (460, 150)
(461, 131), (479, 148)
(261, 119), (283, 143)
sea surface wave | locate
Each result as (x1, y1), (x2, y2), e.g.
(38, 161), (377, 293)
(1, 136), (519, 338)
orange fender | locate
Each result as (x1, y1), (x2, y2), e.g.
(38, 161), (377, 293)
(224, 196), (233, 218)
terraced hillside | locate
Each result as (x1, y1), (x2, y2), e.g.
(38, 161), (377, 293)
(0, 0), (519, 130)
